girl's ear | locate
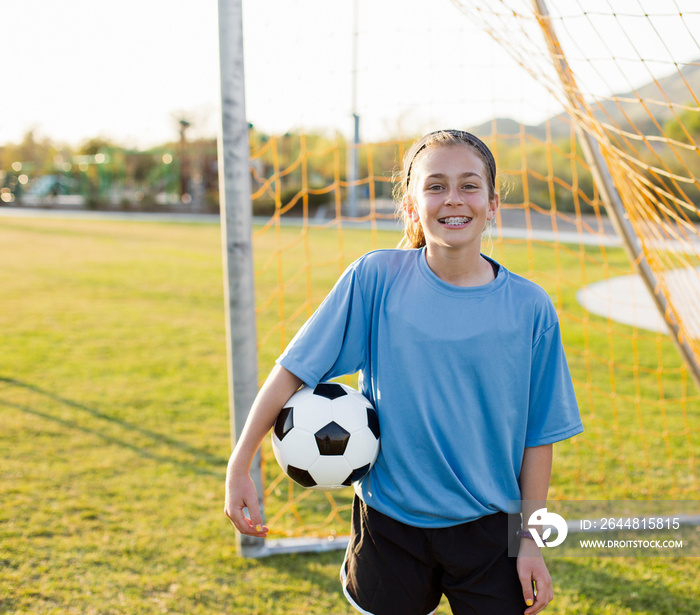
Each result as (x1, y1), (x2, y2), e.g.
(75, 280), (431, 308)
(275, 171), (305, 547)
(403, 195), (419, 222)
(487, 193), (500, 221)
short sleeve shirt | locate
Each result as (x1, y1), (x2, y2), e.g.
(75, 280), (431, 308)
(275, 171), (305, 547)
(277, 248), (583, 527)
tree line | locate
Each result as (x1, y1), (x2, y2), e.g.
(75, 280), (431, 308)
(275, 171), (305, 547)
(2, 115), (698, 222)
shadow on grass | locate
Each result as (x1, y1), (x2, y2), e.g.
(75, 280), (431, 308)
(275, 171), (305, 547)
(0, 376), (227, 478)
(549, 558), (700, 615)
(259, 550), (351, 608)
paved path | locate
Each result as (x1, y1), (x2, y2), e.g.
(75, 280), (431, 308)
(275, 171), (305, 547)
(577, 269), (700, 336)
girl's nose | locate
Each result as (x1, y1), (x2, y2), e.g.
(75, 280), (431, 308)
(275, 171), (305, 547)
(444, 186), (463, 205)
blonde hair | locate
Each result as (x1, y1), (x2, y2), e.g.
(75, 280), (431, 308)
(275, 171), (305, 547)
(394, 130), (497, 249)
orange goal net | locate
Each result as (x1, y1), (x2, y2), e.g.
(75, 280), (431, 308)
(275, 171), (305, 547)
(240, 0), (700, 541)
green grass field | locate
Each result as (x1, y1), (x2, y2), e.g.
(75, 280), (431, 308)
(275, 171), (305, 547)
(1, 216), (698, 614)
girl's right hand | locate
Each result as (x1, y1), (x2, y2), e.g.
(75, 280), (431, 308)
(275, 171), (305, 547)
(222, 365), (303, 539)
(224, 472), (269, 537)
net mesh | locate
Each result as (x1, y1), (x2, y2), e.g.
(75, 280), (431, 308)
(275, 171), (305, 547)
(450, 0), (700, 373)
(243, 0), (700, 538)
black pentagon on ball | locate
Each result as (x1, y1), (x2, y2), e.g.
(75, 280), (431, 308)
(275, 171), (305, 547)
(366, 407), (380, 439)
(274, 406), (294, 441)
(314, 421), (351, 455)
(313, 382), (348, 400)
(286, 465), (317, 488)
(343, 463), (372, 486)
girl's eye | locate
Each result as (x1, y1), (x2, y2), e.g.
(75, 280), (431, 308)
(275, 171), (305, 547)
(428, 184), (444, 191)
(462, 183), (477, 190)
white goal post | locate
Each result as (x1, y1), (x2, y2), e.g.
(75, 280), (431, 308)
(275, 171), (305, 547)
(217, 0), (264, 558)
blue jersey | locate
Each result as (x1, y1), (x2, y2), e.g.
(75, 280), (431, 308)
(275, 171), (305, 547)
(277, 248), (583, 528)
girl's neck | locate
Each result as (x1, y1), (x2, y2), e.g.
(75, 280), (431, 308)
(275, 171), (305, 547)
(424, 245), (495, 287)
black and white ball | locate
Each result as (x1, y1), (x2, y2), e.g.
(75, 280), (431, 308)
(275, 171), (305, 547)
(271, 382), (380, 491)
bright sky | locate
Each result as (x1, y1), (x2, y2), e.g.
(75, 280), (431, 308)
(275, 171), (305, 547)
(3, 0), (699, 149)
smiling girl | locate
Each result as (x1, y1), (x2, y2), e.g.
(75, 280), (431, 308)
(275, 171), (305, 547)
(225, 129), (582, 615)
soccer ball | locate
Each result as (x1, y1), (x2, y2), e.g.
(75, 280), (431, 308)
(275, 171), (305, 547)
(271, 382), (380, 491)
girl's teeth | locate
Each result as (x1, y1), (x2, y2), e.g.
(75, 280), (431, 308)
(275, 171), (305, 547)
(442, 217), (470, 226)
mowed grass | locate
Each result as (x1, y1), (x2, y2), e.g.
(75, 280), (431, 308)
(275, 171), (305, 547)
(0, 216), (698, 614)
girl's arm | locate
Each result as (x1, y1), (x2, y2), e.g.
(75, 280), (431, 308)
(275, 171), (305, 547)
(517, 443), (554, 615)
(224, 364), (303, 537)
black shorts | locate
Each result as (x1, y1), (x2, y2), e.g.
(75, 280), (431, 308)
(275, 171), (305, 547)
(340, 496), (526, 615)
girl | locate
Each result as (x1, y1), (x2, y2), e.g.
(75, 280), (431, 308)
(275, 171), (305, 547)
(225, 130), (583, 615)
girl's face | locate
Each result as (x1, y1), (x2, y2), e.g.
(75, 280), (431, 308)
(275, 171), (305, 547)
(404, 144), (498, 253)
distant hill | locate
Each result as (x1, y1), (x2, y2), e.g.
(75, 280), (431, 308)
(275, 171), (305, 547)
(469, 61), (700, 141)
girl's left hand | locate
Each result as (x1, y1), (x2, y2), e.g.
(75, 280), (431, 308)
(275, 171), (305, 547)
(516, 540), (553, 614)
